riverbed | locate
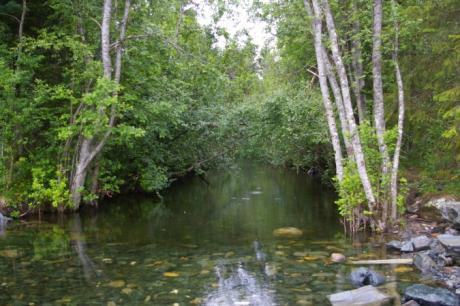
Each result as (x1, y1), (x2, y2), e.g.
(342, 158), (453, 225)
(0, 163), (429, 305)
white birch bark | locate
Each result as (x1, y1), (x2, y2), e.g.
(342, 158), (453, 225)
(350, 0), (367, 124)
(322, 47), (354, 158)
(101, 0), (112, 79)
(320, 0), (377, 208)
(390, 0), (405, 220)
(303, 0), (344, 182)
(372, 0), (390, 225)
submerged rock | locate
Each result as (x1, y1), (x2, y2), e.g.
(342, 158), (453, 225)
(403, 284), (459, 306)
(350, 267), (385, 288)
(330, 253), (346, 263)
(108, 280), (125, 288)
(328, 285), (394, 306)
(273, 227), (303, 238)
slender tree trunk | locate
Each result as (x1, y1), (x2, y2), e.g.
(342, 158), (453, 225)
(322, 48), (354, 158)
(17, 0), (26, 60)
(350, 0), (367, 124)
(70, 138), (91, 210)
(320, 0), (377, 210)
(303, 0), (344, 182)
(390, 0), (405, 220)
(372, 0), (390, 226)
(101, 0), (112, 79)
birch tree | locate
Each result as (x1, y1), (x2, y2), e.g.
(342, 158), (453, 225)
(320, 0), (377, 210)
(302, 0), (409, 230)
(390, 0), (405, 220)
(303, 0), (344, 182)
(372, 0), (390, 213)
(70, 0), (131, 210)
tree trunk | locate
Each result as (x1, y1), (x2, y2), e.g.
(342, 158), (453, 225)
(70, 138), (91, 211)
(322, 47), (354, 158)
(320, 0), (377, 209)
(101, 0), (112, 79)
(372, 0), (390, 226)
(390, 0), (405, 221)
(350, 0), (367, 124)
(303, 0), (344, 182)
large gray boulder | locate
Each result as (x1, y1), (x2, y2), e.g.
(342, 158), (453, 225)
(429, 198), (460, 229)
(437, 234), (460, 263)
(404, 284), (459, 306)
(329, 285), (394, 306)
(438, 234), (460, 252)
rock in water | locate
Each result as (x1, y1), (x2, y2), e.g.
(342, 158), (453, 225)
(404, 284), (459, 306)
(328, 285), (394, 306)
(273, 227), (303, 238)
(401, 241), (415, 252)
(413, 252), (436, 273)
(330, 253), (346, 263)
(350, 267), (385, 288)
(411, 236), (432, 251)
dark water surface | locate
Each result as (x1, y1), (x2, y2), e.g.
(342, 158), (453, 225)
(0, 163), (424, 305)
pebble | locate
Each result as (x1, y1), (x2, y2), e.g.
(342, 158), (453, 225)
(190, 298), (202, 304)
(163, 272), (180, 277)
(330, 253), (346, 263)
(108, 280), (125, 288)
(121, 288), (133, 295)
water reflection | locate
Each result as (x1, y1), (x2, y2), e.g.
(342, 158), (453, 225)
(204, 263), (276, 306)
(70, 214), (97, 281)
(0, 212), (11, 238)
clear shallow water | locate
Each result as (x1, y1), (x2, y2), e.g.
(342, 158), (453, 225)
(0, 163), (427, 305)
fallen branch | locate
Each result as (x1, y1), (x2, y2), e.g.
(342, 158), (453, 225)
(349, 258), (413, 265)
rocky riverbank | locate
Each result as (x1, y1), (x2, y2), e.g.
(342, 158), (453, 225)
(392, 197), (460, 290)
(327, 196), (460, 306)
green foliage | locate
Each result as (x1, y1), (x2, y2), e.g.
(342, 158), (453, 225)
(30, 168), (70, 208)
(335, 162), (367, 218)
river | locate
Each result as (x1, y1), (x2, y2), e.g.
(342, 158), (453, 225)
(0, 163), (426, 305)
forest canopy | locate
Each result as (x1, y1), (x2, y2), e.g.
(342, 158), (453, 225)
(0, 0), (458, 227)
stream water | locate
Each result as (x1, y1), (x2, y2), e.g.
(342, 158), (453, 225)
(0, 163), (428, 305)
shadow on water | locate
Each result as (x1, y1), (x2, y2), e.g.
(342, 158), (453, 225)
(0, 162), (428, 305)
